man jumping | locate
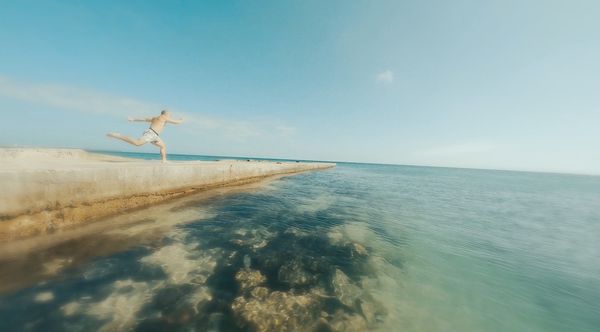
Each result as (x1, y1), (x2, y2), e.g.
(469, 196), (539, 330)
(107, 110), (183, 162)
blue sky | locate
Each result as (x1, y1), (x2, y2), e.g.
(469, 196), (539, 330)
(1, 0), (599, 174)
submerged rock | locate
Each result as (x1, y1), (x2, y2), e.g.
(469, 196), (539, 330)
(231, 290), (320, 332)
(252, 239), (268, 249)
(331, 269), (362, 308)
(231, 266), (384, 331)
(327, 230), (344, 245)
(187, 286), (212, 314)
(235, 268), (266, 292)
(250, 286), (270, 299)
(331, 270), (388, 328)
(278, 260), (316, 287)
(351, 243), (368, 257)
(140, 244), (219, 285)
(358, 298), (376, 327)
(230, 227), (275, 251)
(243, 254), (251, 268)
(357, 291), (388, 327)
(327, 310), (368, 332)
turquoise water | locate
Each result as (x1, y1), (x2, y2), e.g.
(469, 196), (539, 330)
(1, 152), (599, 331)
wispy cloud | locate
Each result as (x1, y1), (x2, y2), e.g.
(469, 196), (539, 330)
(275, 125), (297, 137)
(0, 75), (293, 140)
(0, 75), (148, 117)
(376, 70), (394, 84)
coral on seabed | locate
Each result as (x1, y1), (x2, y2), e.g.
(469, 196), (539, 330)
(235, 268), (266, 292)
(231, 263), (387, 331)
(232, 285), (320, 332)
(278, 260), (316, 287)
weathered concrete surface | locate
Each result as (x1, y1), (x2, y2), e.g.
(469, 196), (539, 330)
(0, 149), (334, 240)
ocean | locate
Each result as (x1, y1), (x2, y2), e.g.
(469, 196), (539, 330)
(0, 152), (599, 331)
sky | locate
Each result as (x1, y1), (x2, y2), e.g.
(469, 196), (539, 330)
(0, 0), (599, 174)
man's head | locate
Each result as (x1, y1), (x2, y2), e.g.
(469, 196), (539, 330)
(160, 110), (170, 117)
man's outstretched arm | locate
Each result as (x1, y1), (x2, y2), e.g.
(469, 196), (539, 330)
(167, 117), (184, 124)
(128, 117), (152, 122)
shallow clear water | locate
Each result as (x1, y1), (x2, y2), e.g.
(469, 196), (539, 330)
(1, 153), (599, 331)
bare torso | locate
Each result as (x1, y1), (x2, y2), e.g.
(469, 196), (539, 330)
(149, 117), (168, 134)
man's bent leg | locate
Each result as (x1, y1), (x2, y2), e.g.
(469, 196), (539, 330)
(152, 140), (167, 162)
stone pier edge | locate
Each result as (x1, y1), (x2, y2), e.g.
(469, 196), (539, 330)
(0, 163), (334, 241)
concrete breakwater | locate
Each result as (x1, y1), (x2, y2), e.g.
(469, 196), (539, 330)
(0, 149), (334, 240)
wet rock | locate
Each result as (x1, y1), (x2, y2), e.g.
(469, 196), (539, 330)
(252, 239), (268, 249)
(233, 228), (248, 236)
(327, 310), (368, 332)
(187, 286), (212, 314)
(352, 288), (387, 328)
(313, 261), (337, 277)
(223, 251), (239, 267)
(310, 286), (334, 300)
(207, 312), (225, 331)
(230, 227), (274, 250)
(250, 286), (270, 300)
(358, 299), (375, 327)
(190, 275), (208, 285)
(231, 290), (320, 332)
(235, 269), (266, 292)
(278, 260), (316, 287)
(331, 269), (361, 308)
(140, 244), (219, 285)
(351, 243), (368, 257)
(34, 291), (54, 303)
(85, 279), (159, 331)
(327, 230), (344, 245)
(284, 227), (310, 238)
(61, 302), (81, 316)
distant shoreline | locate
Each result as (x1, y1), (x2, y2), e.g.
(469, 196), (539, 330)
(92, 149), (600, 178)
(1, 146), (594, 177)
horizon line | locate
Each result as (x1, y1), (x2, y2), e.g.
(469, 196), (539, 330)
(1, 144), (597, 177)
